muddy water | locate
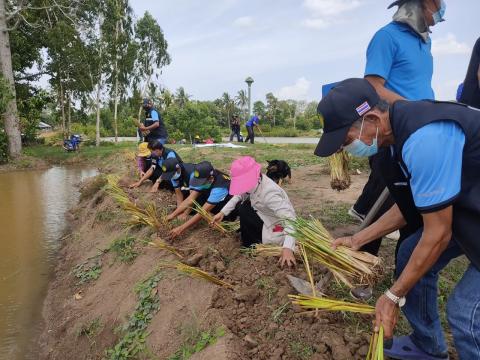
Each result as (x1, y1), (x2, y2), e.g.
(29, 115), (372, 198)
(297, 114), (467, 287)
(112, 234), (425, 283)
(0, 166), (97, 360)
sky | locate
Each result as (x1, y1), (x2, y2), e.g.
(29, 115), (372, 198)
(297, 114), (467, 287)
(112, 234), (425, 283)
(130, 0), (479, 103)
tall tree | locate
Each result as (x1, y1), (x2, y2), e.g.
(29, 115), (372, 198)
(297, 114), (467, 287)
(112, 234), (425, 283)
(103, 0), (135, 143)
(235, 89), (248, 121)
(266, 92), (278, 126)
(0, 0), (22, 156)
(221, 92), (235, 126)
(134, 11), (170, 116)
(175, 87), (190, 108)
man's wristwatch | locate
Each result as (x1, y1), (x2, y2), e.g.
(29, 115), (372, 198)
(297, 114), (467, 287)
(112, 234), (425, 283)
(385, 289), (406, 308)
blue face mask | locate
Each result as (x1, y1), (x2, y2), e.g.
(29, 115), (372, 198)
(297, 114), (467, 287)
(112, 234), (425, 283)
(171, 171), (181, 181)
(432, 0), (446, 25)
(344, 118), (379, 158)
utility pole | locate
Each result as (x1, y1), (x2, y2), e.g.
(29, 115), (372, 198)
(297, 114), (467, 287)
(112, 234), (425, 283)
(245, 77), (254, 118)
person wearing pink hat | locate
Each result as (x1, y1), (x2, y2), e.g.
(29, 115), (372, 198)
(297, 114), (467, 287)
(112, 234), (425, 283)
(212, 156), (297, 267)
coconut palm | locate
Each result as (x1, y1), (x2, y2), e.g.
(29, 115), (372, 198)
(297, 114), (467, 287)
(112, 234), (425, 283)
(175, 87), (191, 108)
(221, 92), (235, 127)
(235, 89), (248, 121)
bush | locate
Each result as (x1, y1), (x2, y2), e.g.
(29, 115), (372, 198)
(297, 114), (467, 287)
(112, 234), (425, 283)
(70, 123), (108, 140)
(0, 130), (8, 164)
(295, 117), (313, 131)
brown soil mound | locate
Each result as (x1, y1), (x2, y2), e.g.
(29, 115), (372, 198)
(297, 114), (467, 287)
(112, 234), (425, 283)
(36, 164), (380, 360)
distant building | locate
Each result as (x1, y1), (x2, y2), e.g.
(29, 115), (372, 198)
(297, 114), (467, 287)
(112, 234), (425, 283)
(37, 122), (52, 132)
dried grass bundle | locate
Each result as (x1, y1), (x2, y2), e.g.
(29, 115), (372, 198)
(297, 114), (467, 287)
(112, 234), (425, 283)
(288, 294), (375, 314)
(248, 244), (284, 257)
(287, 217), (381, 288)
(191, 200), (240, 234)
(366, 326), (384, 360)
(159, 262), (233, 289)
(329, 150), (351, 191)
(148, 239), (184, 258)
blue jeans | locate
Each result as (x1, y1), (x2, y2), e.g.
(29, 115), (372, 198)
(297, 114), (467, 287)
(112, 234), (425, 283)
(396, 228), (480, 359)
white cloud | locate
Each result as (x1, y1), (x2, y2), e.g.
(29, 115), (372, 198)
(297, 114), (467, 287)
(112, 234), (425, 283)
(303, 0), (361, 16)
(302, 0), (362, 29)
(302, 18), (329, 29)
(233, 16), (254, 28)
(276, 77), (312, 100)
(432, 33), (471, 56)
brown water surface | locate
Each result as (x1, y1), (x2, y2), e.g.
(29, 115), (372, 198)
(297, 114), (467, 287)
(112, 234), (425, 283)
(0, 166), (97, 360)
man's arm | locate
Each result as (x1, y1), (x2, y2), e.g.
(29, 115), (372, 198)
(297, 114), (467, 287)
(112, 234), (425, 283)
(130, 166), (154, 188)
(170, 202), (215, 238)
(365, 76), (406, 104)
(174, 188), (185, 208)
(375, 207), (452, 338)
(167, 190), (200, 220)
(333, 204), (406, 250)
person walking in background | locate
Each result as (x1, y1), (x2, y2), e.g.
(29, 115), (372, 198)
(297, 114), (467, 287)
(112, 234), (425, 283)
(245, 114), (260, 144)
(459, 37), (480, 108)
(350, 0), (446, 258)
(137, 98), (169, 145)
(229, 115), (242, 142)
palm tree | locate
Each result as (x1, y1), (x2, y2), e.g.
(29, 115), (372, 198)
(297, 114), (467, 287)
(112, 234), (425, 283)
(161, 88), (173, 110)
(175, 87), (191, 108)
(235, 89), (248, 121)
(221, 92), (235, 127)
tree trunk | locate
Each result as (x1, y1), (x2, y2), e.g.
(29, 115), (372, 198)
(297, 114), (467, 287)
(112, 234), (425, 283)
(95, 80), (102, 147)
(59, 80), (65, 137)
(113, 18), (119, 143)
(0, 0), (22, 157)
(67, 93), (71, 137)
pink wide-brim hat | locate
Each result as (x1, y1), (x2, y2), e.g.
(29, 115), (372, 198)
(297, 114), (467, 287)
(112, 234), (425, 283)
(229, 156), (262, 195)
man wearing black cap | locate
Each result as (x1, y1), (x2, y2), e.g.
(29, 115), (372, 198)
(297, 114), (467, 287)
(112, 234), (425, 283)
(316, 78), (480, 360)
(160, 158), (196, 209)
(166, 161), (234, 238)
(351, 0), (446, 256)
(137, 98), (168, 144)
(129, 141), (182, 192)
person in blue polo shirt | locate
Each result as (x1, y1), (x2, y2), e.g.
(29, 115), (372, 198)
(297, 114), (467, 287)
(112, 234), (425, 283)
(316, 78), (480, 360)
(129, 141), (181, 192)
(137, 98), (168, 144)
(245, 114), (260, 144)
(166, 161), (235, 238)
(351, 0), (446, 257)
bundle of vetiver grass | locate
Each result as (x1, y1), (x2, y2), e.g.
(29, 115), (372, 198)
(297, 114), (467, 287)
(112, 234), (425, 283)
(288, 294), (375, 314)
(191, 200), (240, 234)
(287, 217), (381, 288)
(149, 239), (184, 258)
(106, 175), (162, 232)
(248, 244), (284, 257)
(366, 326), (384, 360)
(158, 262), (233, 289)
(329, 150), (351, 191)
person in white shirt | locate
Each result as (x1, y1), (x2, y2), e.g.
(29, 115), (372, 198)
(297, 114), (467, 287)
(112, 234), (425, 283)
(211, 156), (297, 267)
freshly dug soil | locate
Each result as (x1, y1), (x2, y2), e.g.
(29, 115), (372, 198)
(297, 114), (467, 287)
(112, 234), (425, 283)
(34, 162), (391, 360)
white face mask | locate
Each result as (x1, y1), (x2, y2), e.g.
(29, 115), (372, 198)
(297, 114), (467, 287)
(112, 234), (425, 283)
(171, 171), (181, 180)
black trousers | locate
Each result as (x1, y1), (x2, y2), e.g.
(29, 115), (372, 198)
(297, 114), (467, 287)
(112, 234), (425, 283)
(245, 126), (255, 144)
(229, 125), (241, 142)
(238, 200), (263, 247)
(149, 168), (174, 191)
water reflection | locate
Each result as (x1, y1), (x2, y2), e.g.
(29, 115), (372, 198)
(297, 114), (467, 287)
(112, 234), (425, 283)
(0, 166), (97, 360)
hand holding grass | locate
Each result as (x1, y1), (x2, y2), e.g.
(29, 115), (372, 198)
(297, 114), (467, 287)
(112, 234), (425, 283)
(375, 294), (399, 339)
(211, 212), (225, 225)
(331, 235), (361, 251)
(278, 248), (296, 268)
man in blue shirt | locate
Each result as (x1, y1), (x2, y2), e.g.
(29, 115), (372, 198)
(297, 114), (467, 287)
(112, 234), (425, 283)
(166, 161), (234, 238)
(138, 98), (168, 144)
(316, 78), (480, 360)
(129, 141), (181, 192)
(245, 114), (260, 144)
(351, 0), (446, 256)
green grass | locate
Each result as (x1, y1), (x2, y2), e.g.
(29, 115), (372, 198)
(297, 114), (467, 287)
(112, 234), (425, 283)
(109, 236), (139, 264)
(77, 317), (103, 343)
(72, 256), (103, 284)
(308, 201), (357, 228)
(289, 340), (315, 360)
(106, 271), (163, 360)
(256, 277), (278, 304)
(168, 326), (225, 360)
(23, 142), (135, 164)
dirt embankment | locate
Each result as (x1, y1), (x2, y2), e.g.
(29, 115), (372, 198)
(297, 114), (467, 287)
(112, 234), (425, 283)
(36, 160), (377, 360)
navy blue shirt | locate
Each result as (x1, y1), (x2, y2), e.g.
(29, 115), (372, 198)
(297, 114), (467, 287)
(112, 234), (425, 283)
(365, 22), (434, 100)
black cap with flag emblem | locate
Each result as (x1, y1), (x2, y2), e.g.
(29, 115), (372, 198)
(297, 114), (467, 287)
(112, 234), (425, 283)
(314, 78), (379, 157)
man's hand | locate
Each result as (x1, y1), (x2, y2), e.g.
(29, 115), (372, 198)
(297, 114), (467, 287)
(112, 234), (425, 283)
(139, 124), (147, 131)
(150, 181), (160, 193)
(178, 212), (190, 222)
(140, 171), (146, 178)
(129, 181), (141, 189)
(278, 248), (296, 268)
(211, 212), (225, 225)
(374, 294), (399, 339)
(331, 235), (361, 251)
(166, 213), (175, 222)
(169, 226), (185, 239)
